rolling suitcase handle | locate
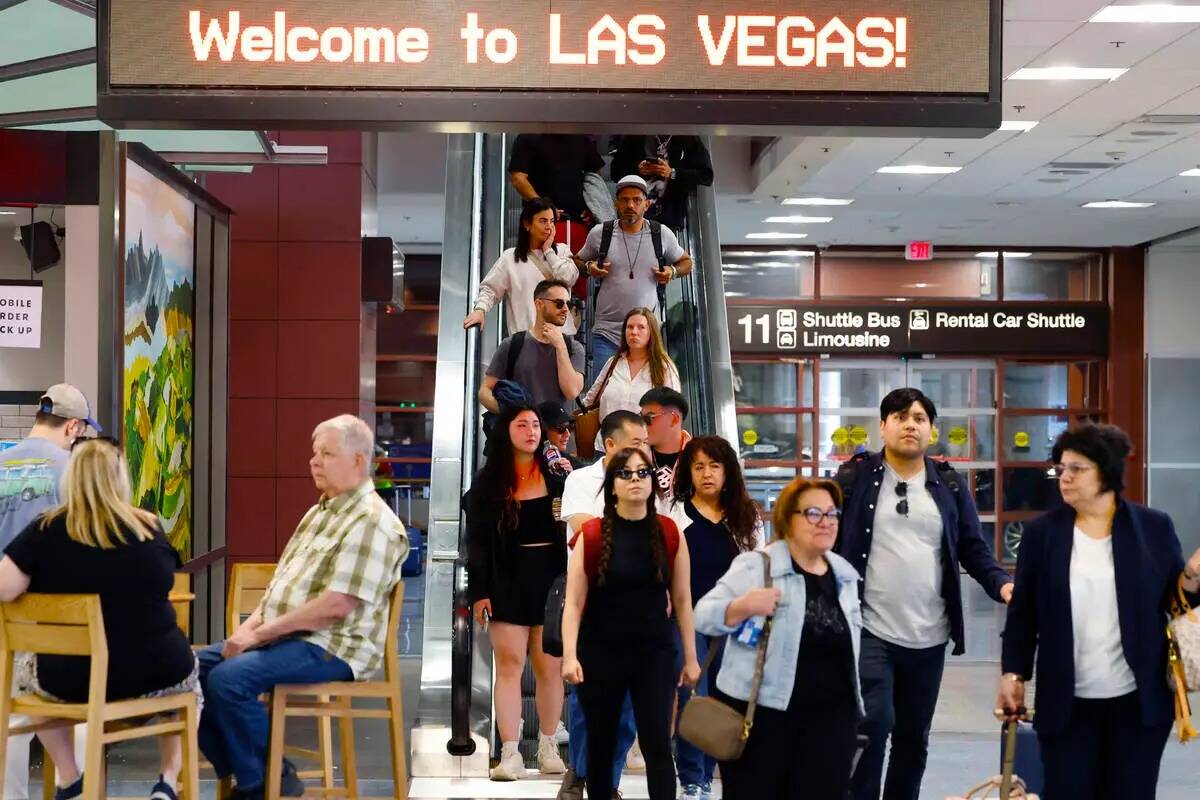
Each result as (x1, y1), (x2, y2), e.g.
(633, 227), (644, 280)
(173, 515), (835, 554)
(996, 708), (1035, 800)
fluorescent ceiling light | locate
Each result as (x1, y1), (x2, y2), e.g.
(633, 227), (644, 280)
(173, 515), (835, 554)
(877, 165), (962, 175)
(0, 211), (17, 216)
(1091, 4), (1200, 23)
(1009, 67), (1127, 81)
(1081, 200), (1155, 208)
(976, 251), (1033, 258)
(762, 215), (833, 224)
(1000, 120), (1039, 132)
(746, 232), (809, 239)
(767, 250), (815, 256)
(781, 197), (854, 206)
(1180, 168), (1200, 177)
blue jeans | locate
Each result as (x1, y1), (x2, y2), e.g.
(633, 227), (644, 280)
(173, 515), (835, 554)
(589, 333), (621, 384)
(673, 629), (721, 786)
(850, 631), (947, 800)
(567, 684), (636, 786)
(197, 640), (354, 791)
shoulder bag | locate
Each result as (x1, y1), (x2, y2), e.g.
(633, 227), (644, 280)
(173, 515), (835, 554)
(572, 355), (619, 461)
(1167, 573), (1200, 742)
(678, 551), (773, 761)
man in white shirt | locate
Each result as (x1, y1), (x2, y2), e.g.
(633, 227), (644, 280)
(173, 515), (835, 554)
(555, 411), (647, 800)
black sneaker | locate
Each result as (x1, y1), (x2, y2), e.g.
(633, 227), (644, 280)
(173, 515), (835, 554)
(556, 768), (584, 800)
(280, 758), (305, 798)
(149, 776), (178, 800)
(53, 775), (83, 800)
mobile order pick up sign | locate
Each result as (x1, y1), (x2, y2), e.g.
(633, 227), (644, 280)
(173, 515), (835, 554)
(0, 281), (43, 349)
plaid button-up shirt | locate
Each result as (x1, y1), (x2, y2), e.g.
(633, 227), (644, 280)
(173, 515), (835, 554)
(258, 480), (409, 678)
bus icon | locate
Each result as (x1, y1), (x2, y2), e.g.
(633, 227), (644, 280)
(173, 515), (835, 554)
(910, 310), (930, 330)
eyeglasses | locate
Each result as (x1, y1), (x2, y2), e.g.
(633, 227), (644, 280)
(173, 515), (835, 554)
(641, 411), (667, 425)
(895, 481), (909, 517)
(71, 435), (120, 451)
(616, 467), (654, 481)
(538, 297), (569, 310)
(1052, 462), (1094, 478)
(795, 507), (841, 525)
(551, 424), (573, 434)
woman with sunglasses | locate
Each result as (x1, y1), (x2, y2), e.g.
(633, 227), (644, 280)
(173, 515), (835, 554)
(580, 307), (680, 451)
(464, 197), (579, 336)
(668, 436), (762, 799)
(465, 404), (569, 782)
(999, 424), (1200, 799)
(694, 476), (864, 799)
(561, 447), (701, 800)
(0, 438), (200, 800)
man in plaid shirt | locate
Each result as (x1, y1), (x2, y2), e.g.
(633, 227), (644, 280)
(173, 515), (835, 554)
(197, 415), (408, 800)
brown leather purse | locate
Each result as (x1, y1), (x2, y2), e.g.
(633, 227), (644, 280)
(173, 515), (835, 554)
(678, 552), (773, 761)
(572, 355), (619, 461)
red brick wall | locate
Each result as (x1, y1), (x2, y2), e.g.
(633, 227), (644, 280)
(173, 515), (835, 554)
(206, 133), (370, 559)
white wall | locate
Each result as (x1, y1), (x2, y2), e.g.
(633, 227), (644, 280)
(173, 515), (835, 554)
(63, 206), (100, 406)
(0, 215), (65, 394)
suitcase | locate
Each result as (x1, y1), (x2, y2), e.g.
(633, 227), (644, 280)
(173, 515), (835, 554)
(945, 719), (1041, 799)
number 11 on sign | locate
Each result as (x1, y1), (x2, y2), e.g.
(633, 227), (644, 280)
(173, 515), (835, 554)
(738, 313), (770, 344)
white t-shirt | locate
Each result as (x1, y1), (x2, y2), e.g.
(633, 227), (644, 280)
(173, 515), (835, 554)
(472, 245), (579, 336)
(862, 463), (951, 649)
(1070, 527), (1137, 698)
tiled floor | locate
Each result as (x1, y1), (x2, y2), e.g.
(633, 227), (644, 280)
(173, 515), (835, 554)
(22, 579), (1199, 799)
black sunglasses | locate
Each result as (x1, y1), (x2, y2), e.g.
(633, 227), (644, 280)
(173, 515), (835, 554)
(616, 467), (654, 481)
(551, 423), (573, 434)
(538, 297), (570, 310)
(72, 435), (120, 451)
(895, 481), (909, 517)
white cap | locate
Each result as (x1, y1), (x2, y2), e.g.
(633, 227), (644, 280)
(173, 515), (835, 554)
(615, 175), (650, 195)
(39, 384), (101, 433)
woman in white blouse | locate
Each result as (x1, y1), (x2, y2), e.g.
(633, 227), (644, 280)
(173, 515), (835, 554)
(464, 197), (579, 336)
(582, 307), (680, 450)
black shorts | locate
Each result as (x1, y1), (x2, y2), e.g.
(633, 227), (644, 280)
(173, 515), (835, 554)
(491, 544), (563, 627)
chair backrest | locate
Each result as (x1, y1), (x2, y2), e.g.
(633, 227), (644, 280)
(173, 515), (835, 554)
(172, 572), (192, 638)
(226, 563), (277, 637)
(381, 580), (405, 683)
(0, 594), (108, 698)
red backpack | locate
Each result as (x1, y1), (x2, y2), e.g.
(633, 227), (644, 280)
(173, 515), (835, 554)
(580, 515), (680, 582)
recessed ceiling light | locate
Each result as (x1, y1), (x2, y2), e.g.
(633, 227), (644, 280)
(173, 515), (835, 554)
(1000, 120), (1039, 132)
(1091, 5), (1200, 23)
(781, 197), (854, 206)
(1081, 200), (1155, 208)
(0, 211), (16, 216)
(976, 251), (1033, 258)
(877, 165), (962, 175)
(767, 250), (814, 256)
(746, 232), (810, 239)
(1180, 168), (1200, 177)
(1009, 67), (1127, 81)
(762, 215), (833, 224)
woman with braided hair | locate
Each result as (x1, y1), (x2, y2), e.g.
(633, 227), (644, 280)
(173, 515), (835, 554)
(560, 447), (701, 800)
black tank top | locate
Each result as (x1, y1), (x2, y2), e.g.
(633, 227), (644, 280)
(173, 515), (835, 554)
(581, 514), (672, 649)
(515, 495), (557, 546)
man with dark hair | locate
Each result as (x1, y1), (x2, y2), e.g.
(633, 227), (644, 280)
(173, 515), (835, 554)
(480, 280), (584, 413)
(837, 387), (1013, 800)
(639, 387), (690, 502)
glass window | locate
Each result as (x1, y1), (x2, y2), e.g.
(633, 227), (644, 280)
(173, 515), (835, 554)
(737, 413), (812, 463)
(971, 469), (996, 513)
(1002, 252), (1103, 301)
(910, 363), (996, 410)
(734, 361), (813, 408)
(723, 249), (814, 299)
(1002, 466), (1061, 512)
(1000, 414), (1101, 462)
(1149, 357), (1200, 463)
(1003, 362), (1102, 409)
(820, 251), (997, 300)
(819, 361), (904, 409)
(927, 415), (995, 461)
(819, 413), (882, 460)
(1002, 519), (1027, 561)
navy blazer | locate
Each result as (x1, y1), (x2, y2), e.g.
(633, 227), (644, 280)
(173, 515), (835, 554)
(834, 451), (1012, 655)
(1001, 500), (1194, 736)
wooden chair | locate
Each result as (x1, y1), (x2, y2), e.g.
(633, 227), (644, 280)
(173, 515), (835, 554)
(0, 594), (200, 800)
(265, 580), (408, 800)
(218, 563), (339, 798)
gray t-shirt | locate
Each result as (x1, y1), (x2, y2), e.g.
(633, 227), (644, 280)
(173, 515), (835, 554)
(486, 331), (585, 409)
(0, 437), (68, 553)
(576, 222), (686, 345)
(862, 463), (951, 649)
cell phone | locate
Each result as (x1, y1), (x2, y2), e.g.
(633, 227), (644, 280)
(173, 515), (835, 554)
(481, 608), (491, 632)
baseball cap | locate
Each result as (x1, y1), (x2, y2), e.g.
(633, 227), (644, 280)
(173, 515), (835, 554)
(615, 175), (649, 196)
(536, 401), (572, 429)
(39, 384), (102, 433)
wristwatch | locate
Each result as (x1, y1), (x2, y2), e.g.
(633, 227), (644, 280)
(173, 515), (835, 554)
(669, 265), (678, 280)
(1001, 673), (1025, 683)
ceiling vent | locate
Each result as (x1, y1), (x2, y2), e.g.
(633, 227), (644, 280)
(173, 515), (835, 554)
(1137, 114), (1200, 125)
(1129, 129), (1177, 137)
(1047, 162), (1117, 170)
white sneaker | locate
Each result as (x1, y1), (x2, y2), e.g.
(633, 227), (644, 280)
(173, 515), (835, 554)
(490, 743), (526, 781)
(554, 720), (570, 745)
(538, 735), (567, 774)
(625, 738), (645, 772)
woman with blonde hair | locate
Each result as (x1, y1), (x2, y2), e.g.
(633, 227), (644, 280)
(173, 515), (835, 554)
(0, 438), (199, 800)
(581, 307), (681, 451)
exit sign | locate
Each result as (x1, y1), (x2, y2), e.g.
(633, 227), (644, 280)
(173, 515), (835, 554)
(906, 241), (933, 261)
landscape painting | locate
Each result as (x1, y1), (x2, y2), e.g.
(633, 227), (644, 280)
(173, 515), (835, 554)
(122, 156), (195, 559)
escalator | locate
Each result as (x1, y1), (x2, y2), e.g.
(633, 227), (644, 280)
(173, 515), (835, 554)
(411, 133), (736, 777)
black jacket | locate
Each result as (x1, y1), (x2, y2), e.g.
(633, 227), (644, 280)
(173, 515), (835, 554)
(1001, 500), (1198, 736)
(610, 136), (714, 232)
(464, 468), (567, 606)
(833, 451), (1012, 655)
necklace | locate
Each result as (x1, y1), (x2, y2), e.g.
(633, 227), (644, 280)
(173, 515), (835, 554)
(620, 222), (646, 280)
(517, 460), (540, 484)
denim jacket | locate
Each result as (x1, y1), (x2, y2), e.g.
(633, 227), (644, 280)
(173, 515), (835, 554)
(694, 540), (865, 714)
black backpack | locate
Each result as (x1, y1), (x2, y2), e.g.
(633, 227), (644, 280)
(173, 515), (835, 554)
(594, 219), (669, 316)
